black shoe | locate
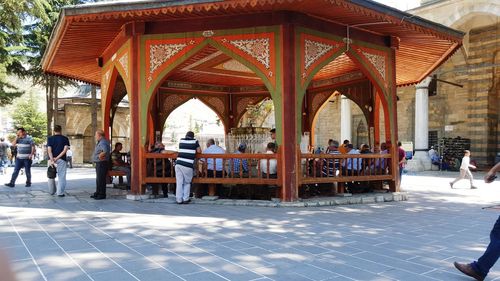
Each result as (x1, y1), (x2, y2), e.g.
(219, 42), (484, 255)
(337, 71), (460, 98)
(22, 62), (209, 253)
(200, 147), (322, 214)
(183, 199), (191, 204)
(4, 183), (14, 188)
(57, 194), (65, 197)
(25, 183), (31, 187)
(163, 194), (168, 198)
(176, 201), (184, 204)
(454, 262), (484, 281)
(94, 195), (106, 200)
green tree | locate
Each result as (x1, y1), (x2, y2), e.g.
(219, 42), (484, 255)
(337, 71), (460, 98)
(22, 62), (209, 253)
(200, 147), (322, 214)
(23, 0), (92, 135)
(194, 121), (201, 134)
(0, 0), (48, 106)
(11, 92), (47, 145)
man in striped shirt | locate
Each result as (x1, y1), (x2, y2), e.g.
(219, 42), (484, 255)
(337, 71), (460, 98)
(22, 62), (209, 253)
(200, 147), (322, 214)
(175, 131), (201, 204)
(5, 128), (35, 188)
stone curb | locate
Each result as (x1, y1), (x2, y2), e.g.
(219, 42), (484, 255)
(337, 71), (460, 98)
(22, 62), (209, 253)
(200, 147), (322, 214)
(134, 192), (408, 207)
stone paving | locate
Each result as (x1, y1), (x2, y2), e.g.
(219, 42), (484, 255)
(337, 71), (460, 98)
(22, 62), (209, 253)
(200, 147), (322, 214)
(0, 167), (499, 281)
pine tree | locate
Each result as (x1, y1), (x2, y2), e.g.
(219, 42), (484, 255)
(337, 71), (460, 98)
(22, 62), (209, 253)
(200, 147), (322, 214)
(11, 92), (47, 145)
(0, 0), (49, 105)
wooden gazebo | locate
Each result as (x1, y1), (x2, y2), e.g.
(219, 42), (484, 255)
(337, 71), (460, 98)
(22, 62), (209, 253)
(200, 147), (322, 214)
(42, 0), (463, 201)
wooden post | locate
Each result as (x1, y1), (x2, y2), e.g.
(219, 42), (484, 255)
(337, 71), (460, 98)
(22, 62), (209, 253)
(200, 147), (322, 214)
(373, 89), (381, 147)
(91, 85), (98, 138)
(46, 75), (54, 136)
(280, 23), (299, 201)
(128, 22), (145, 195)
(389, 49), (399, 192)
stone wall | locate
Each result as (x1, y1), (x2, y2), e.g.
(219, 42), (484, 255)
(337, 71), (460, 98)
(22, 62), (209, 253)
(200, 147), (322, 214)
(62, 104), (130, 164)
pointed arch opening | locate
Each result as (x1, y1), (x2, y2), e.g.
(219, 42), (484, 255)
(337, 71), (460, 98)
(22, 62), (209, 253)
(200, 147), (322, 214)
(103, 68), (131, 152)
(161, 98), (226, 150)
(301, 46), (394, 151)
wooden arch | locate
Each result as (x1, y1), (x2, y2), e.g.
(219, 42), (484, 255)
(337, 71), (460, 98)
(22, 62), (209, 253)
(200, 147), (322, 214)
(296, 28), (395, 148)
(141, 28), (280, 145)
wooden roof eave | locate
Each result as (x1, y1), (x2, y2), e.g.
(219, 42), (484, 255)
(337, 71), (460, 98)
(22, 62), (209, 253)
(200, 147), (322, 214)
(396, 41), (462, 88)
(45, 70), (100, 86)
(41, 0), (465, 87)
(348, 0), (464, 41)
(42, 10), (68, 73)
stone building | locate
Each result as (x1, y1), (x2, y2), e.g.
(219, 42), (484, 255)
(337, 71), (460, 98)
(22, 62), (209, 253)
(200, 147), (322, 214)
(315, 0), (499, 167)
(58, 85), (130, 164)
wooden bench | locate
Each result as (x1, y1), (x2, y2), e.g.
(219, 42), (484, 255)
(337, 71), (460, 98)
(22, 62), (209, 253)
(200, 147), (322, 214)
(107, 170), (127, 186)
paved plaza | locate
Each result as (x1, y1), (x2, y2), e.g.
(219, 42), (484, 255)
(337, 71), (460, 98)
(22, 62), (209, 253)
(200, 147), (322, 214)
(0, 167), (499, 281)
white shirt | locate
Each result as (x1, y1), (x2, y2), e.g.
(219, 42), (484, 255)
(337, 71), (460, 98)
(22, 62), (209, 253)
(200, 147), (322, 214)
(66, 150), (73, 157)
(260, 150), (277, 175)
(460, 156), (473, 170)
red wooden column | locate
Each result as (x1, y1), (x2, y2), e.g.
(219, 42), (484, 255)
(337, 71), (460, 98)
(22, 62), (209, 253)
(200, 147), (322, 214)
(373, 90), (381, 147)
(127, 22), (144, 195)
(280, 23), (299, 201)
(389, 48), (400, 192)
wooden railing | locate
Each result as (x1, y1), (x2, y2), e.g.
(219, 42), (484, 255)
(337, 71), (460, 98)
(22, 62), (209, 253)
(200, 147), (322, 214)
(142, 151), (393, 196)
(144, 152), (281, 186)
(299, 153), (393, 184)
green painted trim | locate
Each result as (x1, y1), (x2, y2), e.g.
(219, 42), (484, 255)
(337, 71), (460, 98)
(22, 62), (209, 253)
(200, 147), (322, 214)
(102, 39), (131, 70)
(296, 27), (345, 44)
(346, 50), (386, 95)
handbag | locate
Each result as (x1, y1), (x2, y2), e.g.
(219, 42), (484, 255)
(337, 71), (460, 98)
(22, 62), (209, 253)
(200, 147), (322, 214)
(47, 165), (57, 179)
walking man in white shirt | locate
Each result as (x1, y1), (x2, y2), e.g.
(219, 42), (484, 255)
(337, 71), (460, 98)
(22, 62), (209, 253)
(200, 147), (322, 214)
(450, 150), (477, 189)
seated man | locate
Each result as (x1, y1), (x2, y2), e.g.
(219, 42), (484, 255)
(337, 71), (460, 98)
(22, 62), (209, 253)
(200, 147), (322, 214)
(111, 142), (130, 187)
(149, 142), (172, 197)
(342, 144), (362, 192)
(260, 142), (277, 178)
(232, 143), (249, 177)
(322, 139), (340, 177)
(343, 144), (361, 175)
(202, 139), (225, 177)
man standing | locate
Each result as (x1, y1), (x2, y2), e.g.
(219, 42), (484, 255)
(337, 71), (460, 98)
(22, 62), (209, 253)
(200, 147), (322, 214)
(5, 128), (35, 188)
(175, 131), (201, 204)
(47, 125), (70, 197)
(454, 162), (500, 281)
(91, 129), (110, 200)
(66, 147), (73, 168)
(0, 137), (9, 175)
(397, 141), (406, 183)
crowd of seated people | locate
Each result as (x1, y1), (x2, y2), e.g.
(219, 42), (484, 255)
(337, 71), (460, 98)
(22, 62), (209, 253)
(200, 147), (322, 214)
(307, 139), (391, 192)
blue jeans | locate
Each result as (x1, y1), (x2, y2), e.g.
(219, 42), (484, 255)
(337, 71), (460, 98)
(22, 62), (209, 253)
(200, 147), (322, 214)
(0, 155), (7, 173)
(472, 215), (500, 278)
(10, 158), (32, 185)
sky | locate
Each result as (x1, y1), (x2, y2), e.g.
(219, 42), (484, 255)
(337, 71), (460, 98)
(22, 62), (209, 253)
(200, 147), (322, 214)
(373, 0), (421, 11)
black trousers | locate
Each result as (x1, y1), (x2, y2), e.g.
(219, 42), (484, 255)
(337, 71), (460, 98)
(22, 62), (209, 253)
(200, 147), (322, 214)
(95, 161), (108, 197)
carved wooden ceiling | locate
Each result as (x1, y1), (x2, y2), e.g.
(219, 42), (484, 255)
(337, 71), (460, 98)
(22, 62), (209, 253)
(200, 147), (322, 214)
(167, 45), (261, 86)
